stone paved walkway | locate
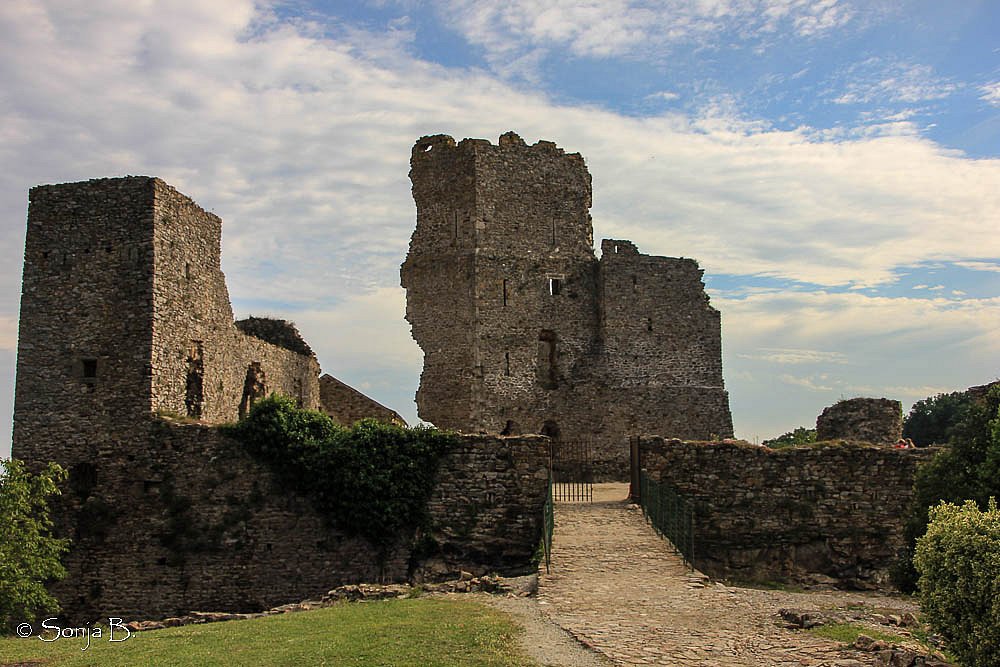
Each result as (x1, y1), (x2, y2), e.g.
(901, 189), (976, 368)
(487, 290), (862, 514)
(536, 484), (919, 667)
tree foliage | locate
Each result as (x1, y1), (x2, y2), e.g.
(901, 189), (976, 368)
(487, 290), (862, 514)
(914, 499), (1000, 667)
(893, 386), (1000, 591)
(762, 427), (817, 449)
(223, 396), (457, 557)
(902, 390), (976, 447)
(0, 459), (69, 629)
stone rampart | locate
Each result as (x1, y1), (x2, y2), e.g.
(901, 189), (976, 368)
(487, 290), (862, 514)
(50, 425), (548, 622)
(815, 397), (902, 445)
(638, 437), (933, 588)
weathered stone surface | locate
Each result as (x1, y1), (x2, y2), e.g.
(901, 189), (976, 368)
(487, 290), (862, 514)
(816, 398), (903, 445)
(401, 133), (733, 480)
(318, 373), (407, 426)
(639, 437), (934, 587)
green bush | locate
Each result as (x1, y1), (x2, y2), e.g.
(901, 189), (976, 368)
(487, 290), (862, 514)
(914, 499), (1000, 667)
(223, 396), (457, 559)
(0, 459), (69, 630)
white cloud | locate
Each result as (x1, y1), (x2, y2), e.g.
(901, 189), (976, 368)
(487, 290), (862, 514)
(980, 81), (1000, 107)
(427, 0), (856, 72)
(0, 317), (15, 352)
(830, 58), (958, 106)
(955, 260), (1000, 273)
(739, 348), (848, 365)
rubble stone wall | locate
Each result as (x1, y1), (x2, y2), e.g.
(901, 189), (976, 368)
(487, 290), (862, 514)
(639, 437), (933, 588)
(319, 374), (406, 425)
(46, 425), (548, 622)
(816, 397), (903, 445)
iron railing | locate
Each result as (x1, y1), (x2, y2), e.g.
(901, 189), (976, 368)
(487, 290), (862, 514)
(639, 471), (695, 569)
(541, 477), (554, 573)
(549, 440), (593, 502)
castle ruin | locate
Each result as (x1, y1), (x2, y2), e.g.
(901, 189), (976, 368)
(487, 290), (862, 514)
(401, 132), (734, 478)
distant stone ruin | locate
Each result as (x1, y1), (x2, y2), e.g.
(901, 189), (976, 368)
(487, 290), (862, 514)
(816, 397), (903, 445)
(401, 132), (734, 479)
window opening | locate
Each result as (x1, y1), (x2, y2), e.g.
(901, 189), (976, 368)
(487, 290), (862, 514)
(82, 358), (98, 379)
(537, 330), (557, 389)
(239, 362), (267, 419)
(646, 317), (653, 332)
(505, 352), (511, 376)
(551, 220), (557, 246)
(548, 278), (561, 296)
(185, 342), (204, 419)
(502, 279), (508, 306)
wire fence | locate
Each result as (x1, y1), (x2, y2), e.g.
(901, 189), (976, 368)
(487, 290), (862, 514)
(639, 471), (695, 570)
(541, 477), (554, 573)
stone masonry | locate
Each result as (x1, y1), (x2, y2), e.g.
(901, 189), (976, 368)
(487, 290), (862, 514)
(11, 176), (551, 621)
(639, 437), (934, 587)
(815, 397), (903, 445)
(401, 133), (734, 480)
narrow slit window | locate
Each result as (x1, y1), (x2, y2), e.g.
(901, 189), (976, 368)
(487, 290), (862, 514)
(548, 278), (561, 296)
(454, 211), (459, 239)
(82, 358), (98, 379)
(551, 220), (557, 246)
(505, 352), (511, 376)
(502, 279), (508, 306)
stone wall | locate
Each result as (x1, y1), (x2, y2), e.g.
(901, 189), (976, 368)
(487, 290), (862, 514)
(402, 133), (733, 480)
(46, 423), (548, 622)
(319, 374), (407, 425)
(815, 398), (902, 445)
(638, 437), (933, 588)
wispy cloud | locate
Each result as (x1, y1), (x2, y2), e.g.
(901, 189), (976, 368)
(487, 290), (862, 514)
(427, 0), (857, 73)
(740, 348), (848, 365)
(980, 81), (1000, 107)
(830, 58), (959, 106)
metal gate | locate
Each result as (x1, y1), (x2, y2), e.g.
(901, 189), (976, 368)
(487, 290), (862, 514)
(549, 440), (594, 502)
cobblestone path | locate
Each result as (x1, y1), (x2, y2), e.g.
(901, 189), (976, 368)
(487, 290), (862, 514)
(536, 484), (918, 667)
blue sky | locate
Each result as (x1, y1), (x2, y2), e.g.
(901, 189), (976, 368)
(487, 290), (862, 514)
(1, 0), (998, 456)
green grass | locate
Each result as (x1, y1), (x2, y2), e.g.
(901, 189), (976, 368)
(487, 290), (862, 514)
(807, 622), (905, 645)
(0, 598), (538, 666)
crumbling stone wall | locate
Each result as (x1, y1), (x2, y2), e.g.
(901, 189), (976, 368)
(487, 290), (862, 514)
(639, 437), (933, 588)
(402, 133), (733, 479)
(815, 397), (902, 445)
(46, 421), (548, 621)
(319, 374), (407, 425)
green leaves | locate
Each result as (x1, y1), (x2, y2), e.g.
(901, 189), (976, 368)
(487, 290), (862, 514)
(0, 459), (69, 629)
(224, 396), (456, 558)
(914, 499), (1000, 667)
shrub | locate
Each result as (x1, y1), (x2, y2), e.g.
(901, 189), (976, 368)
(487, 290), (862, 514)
(223, 396), (457, 560)
(903, 390), (976, 447)
(914, 499), (1000, 667)
(0, 459), (69, 630)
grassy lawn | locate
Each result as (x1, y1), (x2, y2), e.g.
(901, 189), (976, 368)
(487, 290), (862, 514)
(0, 598), (538, 666)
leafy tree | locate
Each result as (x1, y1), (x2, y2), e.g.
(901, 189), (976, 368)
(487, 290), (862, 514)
(0, 459), (69, 630)
(762, 427), (816, 449)
(893, 386), (1000, 591)
(914, 499), (1000, 667)
(902, 390), (976, 447)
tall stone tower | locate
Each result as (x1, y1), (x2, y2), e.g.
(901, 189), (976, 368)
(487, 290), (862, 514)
(12, 176), (321, 470)
(402, 132), (733, 478)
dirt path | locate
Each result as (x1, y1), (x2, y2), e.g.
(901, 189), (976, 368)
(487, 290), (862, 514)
(535, 483), (919, 667)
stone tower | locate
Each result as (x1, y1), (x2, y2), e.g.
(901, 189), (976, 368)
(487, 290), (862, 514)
(402, 133), (733, 478)
(12, 177), (321, 469)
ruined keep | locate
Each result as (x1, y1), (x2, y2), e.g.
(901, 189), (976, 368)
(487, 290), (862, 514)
(401, 132), (733, 478)
(12, 176), (548, 620)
